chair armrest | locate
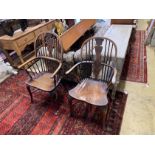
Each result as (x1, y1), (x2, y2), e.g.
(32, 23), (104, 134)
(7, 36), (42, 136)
(19, 57), (37, 69)
(19, 56), (61, 69)
(37, 56), (62, 64)
(37, 56), (62, 78)
(65, 61), (93, 75)
(20, 56), (62, 80)
(50, 62), (62, 78)
(112, 68), (117, 84)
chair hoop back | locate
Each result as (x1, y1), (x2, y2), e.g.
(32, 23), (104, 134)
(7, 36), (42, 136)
(34, 32), (63, 61)
(80, 36), (117, 65)
(76, 37), (117, 81)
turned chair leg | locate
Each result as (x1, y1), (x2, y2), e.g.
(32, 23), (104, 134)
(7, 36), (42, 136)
(83, 104), (90, 119)
(105, 105), (111, 128)
(68, 95), (73, 117)
(50, 91), (58, 101)
(101, 105), (110, 129)
(26, 85), (33, 103)
(87, 105), (96, 121)
(101, 106), (107, 129)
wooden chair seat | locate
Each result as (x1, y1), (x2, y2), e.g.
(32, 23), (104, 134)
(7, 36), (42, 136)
(27, 73), (55, 91)
(69, 78), (108, 106)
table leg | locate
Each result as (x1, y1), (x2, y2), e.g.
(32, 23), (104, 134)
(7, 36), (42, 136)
(14, 46), (24, 64)
(0, 49), (14, 66)
(18, 54), (24, 64)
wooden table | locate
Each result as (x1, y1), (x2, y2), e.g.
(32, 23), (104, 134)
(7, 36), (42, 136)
(60, 19), (96, 52)
(0, 20), (55, 68)
(111, 19), (135, 25)
(104, 24), (133, 98)
(0, 19), (96, 68)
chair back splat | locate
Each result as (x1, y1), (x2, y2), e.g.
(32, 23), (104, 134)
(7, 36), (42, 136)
(35, 32), (63, 61)
(77, 37), (117, 83)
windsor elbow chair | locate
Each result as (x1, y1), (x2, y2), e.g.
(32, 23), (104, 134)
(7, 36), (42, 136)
(20, 32), (63, 103)
(66, 37), (117, 128)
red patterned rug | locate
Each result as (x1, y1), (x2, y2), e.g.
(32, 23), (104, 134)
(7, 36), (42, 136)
(0, 71), (127, 135)
(121, 30), (147, 83)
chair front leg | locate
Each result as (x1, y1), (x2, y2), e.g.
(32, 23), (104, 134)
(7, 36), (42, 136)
(68, 95), (73, 117)
(87, 105), (95, 121)
(26, 85), (33, 103)
(83, 103), (90, 119)
(101, 106), (109, 129)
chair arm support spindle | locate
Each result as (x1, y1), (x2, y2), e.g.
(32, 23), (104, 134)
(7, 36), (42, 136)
(112, 68), (117, 84)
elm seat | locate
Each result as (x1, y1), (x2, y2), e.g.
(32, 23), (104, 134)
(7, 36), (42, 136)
(69, 78), (108, 106)
(26, 73), (54, 91)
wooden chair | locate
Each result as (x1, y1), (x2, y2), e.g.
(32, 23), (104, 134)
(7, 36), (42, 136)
(20, 32), (63, 103)
(65, 37), (117, 128)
